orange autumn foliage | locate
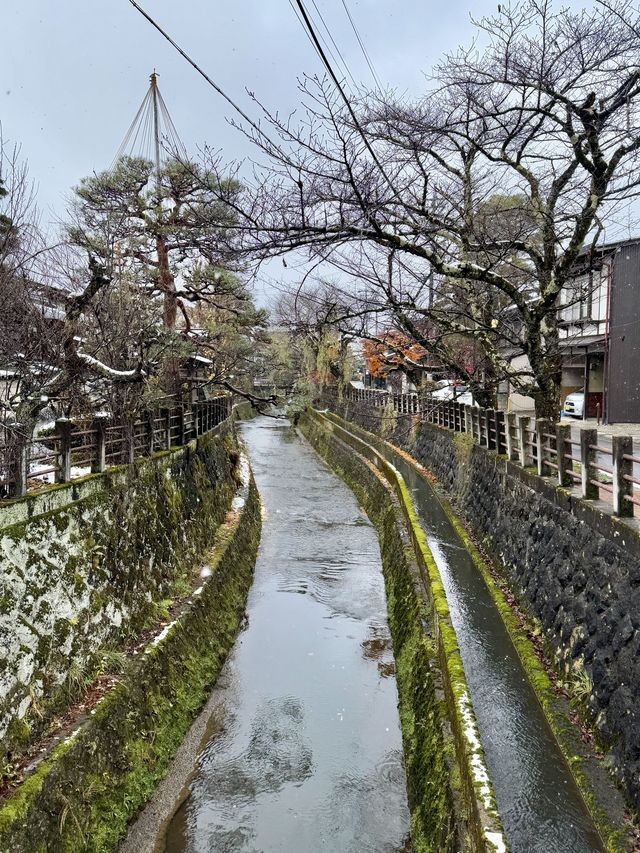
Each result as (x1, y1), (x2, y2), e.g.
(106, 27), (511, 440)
(363, 332), (428, 377)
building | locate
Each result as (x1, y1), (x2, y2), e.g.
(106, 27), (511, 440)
(504, 237), (640, 423)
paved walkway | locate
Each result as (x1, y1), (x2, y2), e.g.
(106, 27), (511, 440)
(564, 418), (640, 438)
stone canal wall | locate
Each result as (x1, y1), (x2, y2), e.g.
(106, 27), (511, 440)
(0, 419), (240, 767)
(0, 447), (260, 853)
(327, 397), (640, 812)
(300, 410), (507, 853)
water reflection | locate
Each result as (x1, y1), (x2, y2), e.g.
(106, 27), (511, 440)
(160, 418), (410, 853)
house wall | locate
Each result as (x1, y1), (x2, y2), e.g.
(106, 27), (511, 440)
(608, 243), (640, 423)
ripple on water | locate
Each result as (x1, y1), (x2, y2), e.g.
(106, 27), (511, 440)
(160, 419), (410, 853)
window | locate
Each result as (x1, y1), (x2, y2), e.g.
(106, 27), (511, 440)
(561, 268), (601, 323)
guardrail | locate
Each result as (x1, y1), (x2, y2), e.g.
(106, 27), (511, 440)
(0, 396), (232, 500)
(337, 386), (639, 520)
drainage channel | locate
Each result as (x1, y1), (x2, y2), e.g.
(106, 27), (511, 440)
(369, 435), (605, 853)
(155, 418), (411, 852)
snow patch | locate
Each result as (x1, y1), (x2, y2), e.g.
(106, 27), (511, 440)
(146, 620), (178, 652)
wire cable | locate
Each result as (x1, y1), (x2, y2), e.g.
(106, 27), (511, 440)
(339, 0), (382, 89)
(308, 0), (357, 89)
(127, 0), (293, 163)
(293, 0), (397, 197)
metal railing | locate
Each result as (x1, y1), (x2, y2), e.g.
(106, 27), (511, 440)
(338, 386), (639, 520)
(0, 396), (232, 500)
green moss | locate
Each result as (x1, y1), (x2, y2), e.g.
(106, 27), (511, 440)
(401, 465), (632, 851)
(300, 410), (506, 853)
(453, 432), (474, 465)
(325, 407), (632, 851)
(0, 475), (261, 853)
(0, 423), (241, 776)
(5, 718), (31, 749)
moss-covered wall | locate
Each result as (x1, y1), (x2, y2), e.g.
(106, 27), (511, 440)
(328, 397), (640, 818)
(300, 411), (506, 853)
(0, 422), (240, 766)
(0, 459), (260, 853)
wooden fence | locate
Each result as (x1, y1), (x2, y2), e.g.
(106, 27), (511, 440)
(340, 386), (640, 520)
(0, 396), (232, 500)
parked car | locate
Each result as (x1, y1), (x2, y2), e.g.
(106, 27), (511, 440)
(563, 391), (584, 418)
(431, 381), (477, 406)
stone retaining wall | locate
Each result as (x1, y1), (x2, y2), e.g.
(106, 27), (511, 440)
(329, 398), (640, 812)
(0, 420), (240, 765)
(0, 457), (260, 852)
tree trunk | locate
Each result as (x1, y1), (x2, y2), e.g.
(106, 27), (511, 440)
(156, 234), (177, 328)
(527, 315), (562, 421)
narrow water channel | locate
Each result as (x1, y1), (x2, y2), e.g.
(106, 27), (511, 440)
(159, 418), (411, 853)
(375, 440), (604, 853)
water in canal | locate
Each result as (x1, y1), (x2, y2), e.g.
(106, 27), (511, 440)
(159, 418), (411, 853)
(375, 440), (604, 853)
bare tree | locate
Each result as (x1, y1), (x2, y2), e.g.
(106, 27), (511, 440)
(206, 0), (640, 417)
(0, 142), (66, 426)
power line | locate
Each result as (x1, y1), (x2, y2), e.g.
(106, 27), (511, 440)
(339, 0), (382, 90)
(288, 0), (326, 68)
(292, 0), (397, 197)
(126, 0), (291, 162)
(308, 0), (357, 89)
(127, 0), (398, 209)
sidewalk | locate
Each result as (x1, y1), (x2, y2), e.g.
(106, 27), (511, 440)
(563, 417), (640, 439)
(512, 409), (640, 438)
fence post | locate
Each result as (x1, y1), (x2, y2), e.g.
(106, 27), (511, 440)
(518, 416), (530, 467)
(505, 413), (517, 461)
(535, 418), (550, 476)
(147, 412), (155, 455)
(495, 411), (504, 454)
(555, 423), (572, 487)
(13, 425), (28, 497)
(92, 414), (108, 473)
(580, 428), (599, 499)
(161, 408), (171, 449)
(55, 418), (73, 483)
(126, 422), (135, 465)
(612, 436), (634, 517)
(179, 406), (187, 445)
(480, 409), (491, 450)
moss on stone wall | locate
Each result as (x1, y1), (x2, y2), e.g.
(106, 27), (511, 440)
(0, 424), (239, 773)
(322, 405), (634, 850)
(0, 473), (261, 853)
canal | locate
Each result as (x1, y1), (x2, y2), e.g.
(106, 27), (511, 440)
(374, 439), (604, 853)
(157, 417), (411, 852)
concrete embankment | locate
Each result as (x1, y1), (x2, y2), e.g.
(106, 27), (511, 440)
(328, 392), (640, 819)
(300, 409), (507, 853)
(313, 406), (634, 852)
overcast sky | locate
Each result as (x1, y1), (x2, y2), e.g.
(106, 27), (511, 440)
(3, 0), (619, 304)
(1, 2), (486, 214)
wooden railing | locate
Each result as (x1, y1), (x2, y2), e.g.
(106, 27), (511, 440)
(0, 396), (232, 500)
(336, 386), (640, 520)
